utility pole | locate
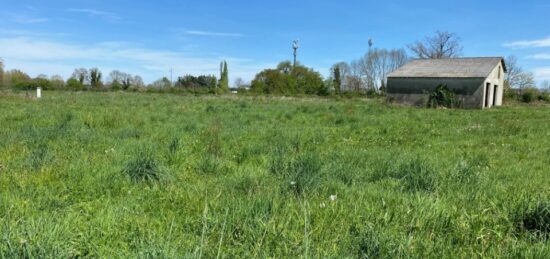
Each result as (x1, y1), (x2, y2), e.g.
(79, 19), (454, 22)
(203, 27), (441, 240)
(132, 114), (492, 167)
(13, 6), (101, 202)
(292, 40), (299, 68)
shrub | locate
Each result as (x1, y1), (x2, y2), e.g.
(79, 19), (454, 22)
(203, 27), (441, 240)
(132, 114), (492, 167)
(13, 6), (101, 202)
(66, 78), (85, 91)
(427, 84), (462, 108)
(538, 93), (550, 102)
(123, 148), (164, 182)
(521, 88), (539, 103)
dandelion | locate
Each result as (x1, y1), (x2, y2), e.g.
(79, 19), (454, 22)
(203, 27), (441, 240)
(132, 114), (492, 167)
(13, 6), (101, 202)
(329, 194), (337, 202)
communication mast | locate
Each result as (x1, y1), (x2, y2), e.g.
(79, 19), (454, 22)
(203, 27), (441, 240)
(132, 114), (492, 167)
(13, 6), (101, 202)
(292, 39), (299, 68)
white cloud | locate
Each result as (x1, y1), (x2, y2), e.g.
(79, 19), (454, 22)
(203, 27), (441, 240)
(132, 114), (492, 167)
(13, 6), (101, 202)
(534, 67), (550, 81)
(66, 8), (121, 23)
(0, 37), (266, 84)
(10, 14), (49, 24)
(526, 53), (550, 60)
(503, 36), (550, 48)
(185, 30), (243, 37)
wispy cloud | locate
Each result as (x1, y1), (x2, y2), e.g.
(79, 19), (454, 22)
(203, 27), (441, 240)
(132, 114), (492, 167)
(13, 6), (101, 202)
(66, 8), (122, 23)
(503, 36), (550, 48)
(527, 53), (550, 60)
(185, 30), (243, 37)
(0, 36), (266, 83)
(10, 14), (49, 24)
(534, 67), (550, 81)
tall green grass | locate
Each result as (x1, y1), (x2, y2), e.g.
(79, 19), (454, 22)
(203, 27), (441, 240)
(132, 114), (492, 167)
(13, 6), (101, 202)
(0, 91), (549, 257)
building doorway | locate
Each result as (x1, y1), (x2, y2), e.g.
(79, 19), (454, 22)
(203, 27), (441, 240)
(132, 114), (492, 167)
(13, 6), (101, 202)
(493, 85), (498, 106)
(485, 83), (491, 108)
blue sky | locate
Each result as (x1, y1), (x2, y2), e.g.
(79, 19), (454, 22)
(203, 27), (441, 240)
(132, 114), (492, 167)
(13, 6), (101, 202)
(1, 0), (549, 85)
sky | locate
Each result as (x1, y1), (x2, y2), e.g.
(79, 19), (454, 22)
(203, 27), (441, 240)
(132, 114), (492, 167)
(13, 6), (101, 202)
(0, 0), (549, 85)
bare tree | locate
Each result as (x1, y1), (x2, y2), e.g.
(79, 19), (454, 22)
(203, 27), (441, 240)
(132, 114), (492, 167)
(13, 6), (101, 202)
(505, 56), (535, 95)
(349, 60), (365, 92)
(72, 68), (89, 85)
(234, 77), (248, 89)
(108, 70), (124, 84)
(51, 75), (65, 89)
(408, 31), (463, 59)
(332, 62), (350, 91)
(541, 80), (550, 93)
(0, 58), (4, 87)
(133, 75), (144, 88)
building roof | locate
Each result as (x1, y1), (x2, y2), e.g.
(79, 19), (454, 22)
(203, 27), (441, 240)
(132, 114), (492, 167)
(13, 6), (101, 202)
(388, 57), (506, 78)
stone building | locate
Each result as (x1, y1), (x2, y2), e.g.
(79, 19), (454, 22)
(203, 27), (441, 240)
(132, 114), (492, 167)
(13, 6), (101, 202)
(387, 57), (507, 108)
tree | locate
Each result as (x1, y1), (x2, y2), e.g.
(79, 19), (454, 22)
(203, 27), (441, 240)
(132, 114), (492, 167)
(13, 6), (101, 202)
(504, 56), (536, 95)
(332, 64), (342, 94)
(133, 75), (145, 89)
(66, 78), (84, 91)
(72, 68), (89, 85)
(234, 77), (247, 89)
(346, 48), (408, 93)
(89, 68), (102, 88)
(218, 61), (229, 92)
(541, 80), (550, 93)
(151, 77), (172, 89)
(0, 58), (5, 88)
(50, 75), (65, 89)
(4, 69), (31, 87)
(408, 31), (463, 59)
(251, 61), (326, 95)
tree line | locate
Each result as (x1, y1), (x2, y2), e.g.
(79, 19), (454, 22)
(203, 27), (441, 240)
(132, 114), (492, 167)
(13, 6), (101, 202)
(0, 31), (547, 98)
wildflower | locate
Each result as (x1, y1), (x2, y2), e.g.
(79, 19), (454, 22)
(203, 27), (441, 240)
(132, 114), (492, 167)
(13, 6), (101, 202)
(329, 195), (337, 201)
(319, 202), (326, 208)
(19, 239), (27, 245)
(290, 181), (296, 186)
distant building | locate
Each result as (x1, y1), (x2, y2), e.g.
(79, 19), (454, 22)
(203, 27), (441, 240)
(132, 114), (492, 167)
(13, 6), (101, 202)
(387, 57), (507, 109)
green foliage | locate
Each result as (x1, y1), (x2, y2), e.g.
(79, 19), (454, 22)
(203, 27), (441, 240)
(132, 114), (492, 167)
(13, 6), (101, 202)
(176, 75), (217, 89)
(218, 60), (229, 92)
(251, 61), (327, 95)
(66, 78), (85, 91)
(428, 84), (462, 108)
(333, 65), (342, 95)
(89, 68), (102, 88)
(521, 88), (540, 103)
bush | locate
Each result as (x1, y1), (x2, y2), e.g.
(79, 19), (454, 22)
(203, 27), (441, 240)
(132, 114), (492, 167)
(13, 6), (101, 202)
(538, 93), (550, 102)
(427, 84), (462, 108)
(521, 88), (539, 103)
(66, 78), (85, 91)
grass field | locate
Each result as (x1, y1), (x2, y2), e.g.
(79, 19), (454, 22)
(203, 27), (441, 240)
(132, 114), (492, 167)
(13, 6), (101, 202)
(1, 91), (549, 257)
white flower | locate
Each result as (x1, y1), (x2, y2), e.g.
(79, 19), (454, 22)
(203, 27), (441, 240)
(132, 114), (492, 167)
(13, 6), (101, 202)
(329, 195), (337, 201)
(319, 202), (326, 208)
(290, 181), (296, 186)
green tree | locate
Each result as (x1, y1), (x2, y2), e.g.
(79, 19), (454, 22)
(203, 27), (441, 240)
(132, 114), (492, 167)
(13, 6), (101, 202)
(218, 61), (229, 92)
(333, 65), (342, 95)
(4, 69), (31, 88)
(89, 68), (102, 88)
(251, 61), (326, 95)
(66, 78), (85, 91)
